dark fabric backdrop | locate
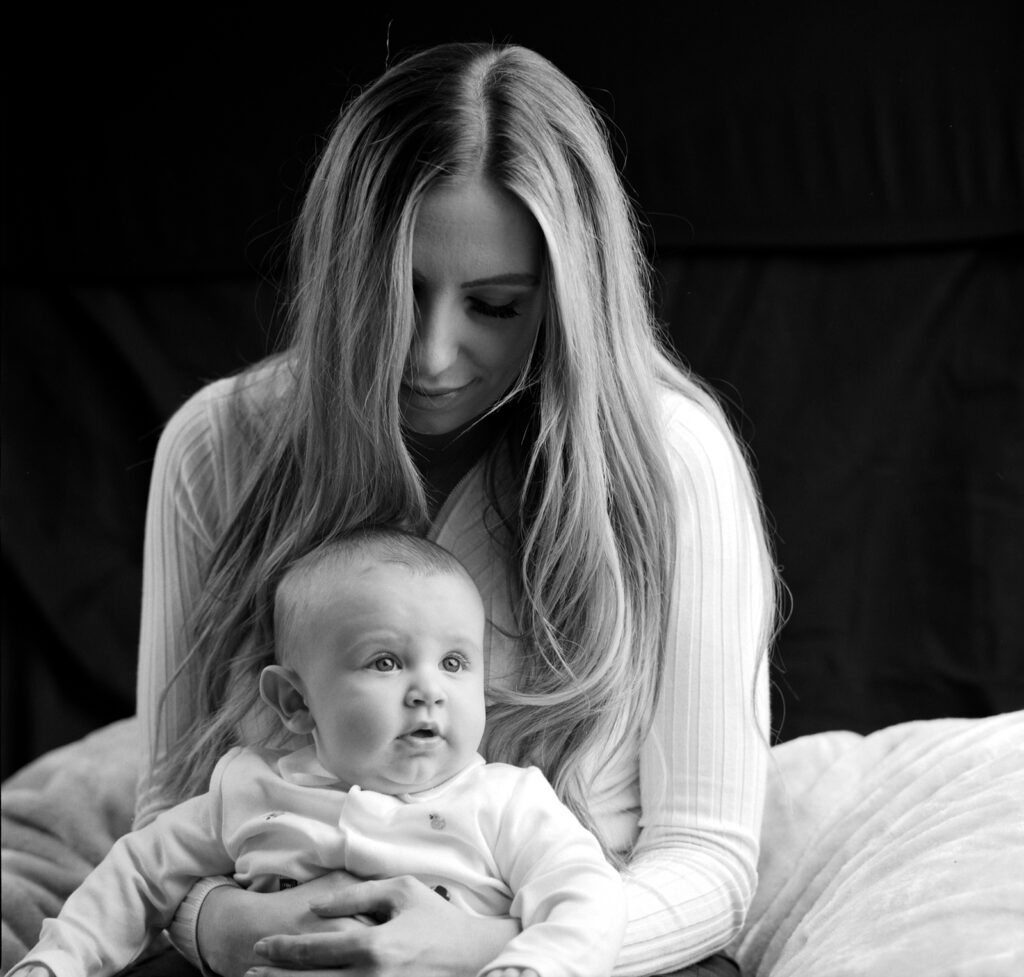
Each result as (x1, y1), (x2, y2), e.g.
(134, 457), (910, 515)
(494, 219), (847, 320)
(2, 3), (1022, 778)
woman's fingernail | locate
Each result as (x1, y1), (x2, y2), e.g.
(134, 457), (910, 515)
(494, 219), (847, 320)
(253, 940), (268, 955)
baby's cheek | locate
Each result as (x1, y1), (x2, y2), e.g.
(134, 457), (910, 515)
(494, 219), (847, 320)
(335, 703), (394, 754)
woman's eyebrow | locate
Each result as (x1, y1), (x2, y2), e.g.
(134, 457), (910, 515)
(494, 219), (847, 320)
(461, 272), (540, 288)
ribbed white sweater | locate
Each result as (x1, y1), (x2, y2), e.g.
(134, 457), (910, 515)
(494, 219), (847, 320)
(135, 362), (770, 975)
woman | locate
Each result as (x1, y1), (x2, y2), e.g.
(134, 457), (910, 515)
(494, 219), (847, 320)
(136, 42), (778, 977)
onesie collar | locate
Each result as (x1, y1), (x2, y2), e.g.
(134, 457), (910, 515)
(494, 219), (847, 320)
(276, 745), (342, 787)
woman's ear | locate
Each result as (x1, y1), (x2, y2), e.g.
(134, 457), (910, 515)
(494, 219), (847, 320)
(260, 665), (316, 735)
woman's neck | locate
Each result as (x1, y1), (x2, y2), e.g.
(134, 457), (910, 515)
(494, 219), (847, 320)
(404, 400), (516, 518)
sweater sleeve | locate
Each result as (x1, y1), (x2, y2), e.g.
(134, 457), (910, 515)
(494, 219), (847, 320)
(614, 395), (771, 974)
(134, 379), (235, 829)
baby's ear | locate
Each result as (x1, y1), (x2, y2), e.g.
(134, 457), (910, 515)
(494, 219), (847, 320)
(260, 665), (316, 735)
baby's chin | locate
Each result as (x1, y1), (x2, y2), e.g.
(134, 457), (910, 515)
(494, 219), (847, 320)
(366, 759), (469, 796)
(316, 742), (475, 795)
(374, 771), (457, 795)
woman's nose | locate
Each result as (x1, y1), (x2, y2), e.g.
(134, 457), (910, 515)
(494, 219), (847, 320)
(408, 296), (461, 380)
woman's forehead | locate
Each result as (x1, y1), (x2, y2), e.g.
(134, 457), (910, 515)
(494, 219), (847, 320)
(412, 176), (543, 282)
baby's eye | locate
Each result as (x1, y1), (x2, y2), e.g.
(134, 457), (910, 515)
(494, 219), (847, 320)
(469, 298), (520, 320)
(370, 655), (400, 672)
(440, 654), (467, 673)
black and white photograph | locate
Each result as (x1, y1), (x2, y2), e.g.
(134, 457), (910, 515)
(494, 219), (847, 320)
(2, 4), (1022, 975)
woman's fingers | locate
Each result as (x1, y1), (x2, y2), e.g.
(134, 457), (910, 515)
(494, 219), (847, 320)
(285, 868), (362, 917)
(246, 962), (356, 970)
(306, 875), (420, 920)
(248, 879), (430, 972)
(260, 876), (519, 975)
(251, 927), (400, 972)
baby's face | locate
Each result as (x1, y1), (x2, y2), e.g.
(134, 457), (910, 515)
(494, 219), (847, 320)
(292, 561), (487, 794)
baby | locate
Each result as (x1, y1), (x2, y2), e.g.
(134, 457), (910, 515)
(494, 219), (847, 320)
(15, 527), (625, 977)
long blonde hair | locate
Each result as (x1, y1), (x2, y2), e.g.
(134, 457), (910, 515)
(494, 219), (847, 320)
(157, 43), (778, 856)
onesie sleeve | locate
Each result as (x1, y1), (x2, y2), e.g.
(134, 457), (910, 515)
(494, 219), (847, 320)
(615, 394), (771, 974)
(14, 752), (240, 977)
(483, 767), (626, 977)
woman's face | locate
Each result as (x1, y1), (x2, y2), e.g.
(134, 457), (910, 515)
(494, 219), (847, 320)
(400, 175), (545, 435)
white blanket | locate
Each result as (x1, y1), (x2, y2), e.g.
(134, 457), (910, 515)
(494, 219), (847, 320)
(733, 710), (1024, 976)
(3, 712), (1023, 975)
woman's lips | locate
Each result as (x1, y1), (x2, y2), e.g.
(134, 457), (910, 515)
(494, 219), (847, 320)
(401, 381), (473, 410)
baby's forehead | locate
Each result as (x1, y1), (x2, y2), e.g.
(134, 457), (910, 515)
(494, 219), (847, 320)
(282, 555), (484, 624)
(312, 554), (477, 593)
(285, 543), (463, 587)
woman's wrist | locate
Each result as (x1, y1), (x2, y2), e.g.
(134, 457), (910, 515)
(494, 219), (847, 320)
(193, 881), (253, 977)
(168, 876), (238, 976)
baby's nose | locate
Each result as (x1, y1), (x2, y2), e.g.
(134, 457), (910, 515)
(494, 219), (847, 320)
(404, 672), (447, 707)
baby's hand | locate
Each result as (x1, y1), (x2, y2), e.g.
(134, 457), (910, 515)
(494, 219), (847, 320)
(483, 969), (540, 977)
(15, 967), (55, 977)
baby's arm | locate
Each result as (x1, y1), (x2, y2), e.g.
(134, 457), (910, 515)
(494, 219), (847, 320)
(484, 767), (626, 977)
(16, 772), (234, 977)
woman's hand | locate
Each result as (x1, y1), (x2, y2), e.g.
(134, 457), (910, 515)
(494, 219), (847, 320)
(197, 871), (369, 977)
(248, 875), (520, 977)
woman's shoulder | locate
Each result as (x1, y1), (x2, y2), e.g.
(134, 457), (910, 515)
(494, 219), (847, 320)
(651, 380), (761, 523)
(171, 356), (292, 429)
(655, 381), (740, 464)
(160, 355), (294, 458)
(151, 356), (295, 524)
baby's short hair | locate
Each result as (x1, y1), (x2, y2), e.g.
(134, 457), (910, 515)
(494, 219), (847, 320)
(273, 527), (475, 662)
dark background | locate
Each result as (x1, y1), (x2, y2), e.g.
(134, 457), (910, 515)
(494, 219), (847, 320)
(3, 4), (1022, 779)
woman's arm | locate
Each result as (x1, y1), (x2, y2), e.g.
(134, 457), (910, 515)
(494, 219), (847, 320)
(194, 879), (364, 977)
(135, 378), (253, 970)
(135, 378), (233, 827)
(615, 395), (772, 975)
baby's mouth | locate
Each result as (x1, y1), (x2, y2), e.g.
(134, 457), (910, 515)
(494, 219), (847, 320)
(401, 724), (442, 743)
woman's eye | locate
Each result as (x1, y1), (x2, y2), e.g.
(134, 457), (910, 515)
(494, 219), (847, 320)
(370, 655), (399, 672)
(441, 655), (466, 673)
(469, 298), (520, 320)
